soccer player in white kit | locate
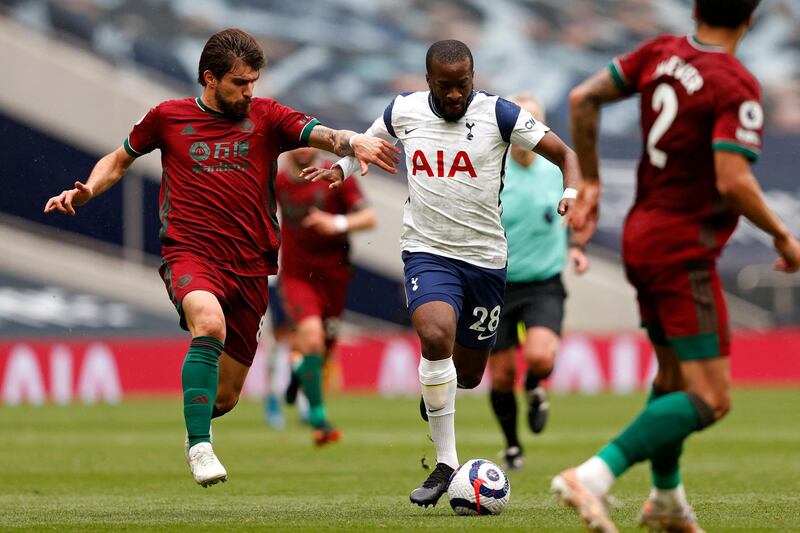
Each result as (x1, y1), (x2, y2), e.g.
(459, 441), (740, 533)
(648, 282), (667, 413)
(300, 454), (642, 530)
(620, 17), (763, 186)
(302, 40), (583, 507)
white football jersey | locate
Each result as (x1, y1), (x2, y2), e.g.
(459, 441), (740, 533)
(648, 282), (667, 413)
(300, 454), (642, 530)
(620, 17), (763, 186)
(336, 90), (550, 269)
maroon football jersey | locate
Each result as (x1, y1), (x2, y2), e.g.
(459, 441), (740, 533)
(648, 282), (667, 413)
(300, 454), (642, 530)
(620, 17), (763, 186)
(275, 160), (367, 280)
(610, 35), (764, 265)
(124, 97), (319, 275)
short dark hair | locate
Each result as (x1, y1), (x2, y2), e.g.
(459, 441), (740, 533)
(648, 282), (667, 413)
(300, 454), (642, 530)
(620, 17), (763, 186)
(197, 28), (265, 86)
(426, 40), (474, 74)
(695, 0), (761, 29)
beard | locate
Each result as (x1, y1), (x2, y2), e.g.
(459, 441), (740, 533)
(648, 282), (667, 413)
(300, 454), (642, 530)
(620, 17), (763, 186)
(431, 93), (468, 122)
(215, 88), (251, 121)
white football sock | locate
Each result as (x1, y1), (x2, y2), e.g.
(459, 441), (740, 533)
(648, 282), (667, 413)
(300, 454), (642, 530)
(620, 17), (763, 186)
(267, 341), (291, 395)
(419, 356), (458, 470)
(575, 456), (615, 497)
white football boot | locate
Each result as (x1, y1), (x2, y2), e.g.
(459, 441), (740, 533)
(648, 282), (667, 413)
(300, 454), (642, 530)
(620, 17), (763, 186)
(551, 468), (618, 533)
(187, 442), (227, 487)
(638, 490), (705, 533)
(184, 427), (213, 462)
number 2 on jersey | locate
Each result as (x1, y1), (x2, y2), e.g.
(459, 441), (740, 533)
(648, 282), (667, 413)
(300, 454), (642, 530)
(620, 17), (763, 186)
(647, 83), (678, 169)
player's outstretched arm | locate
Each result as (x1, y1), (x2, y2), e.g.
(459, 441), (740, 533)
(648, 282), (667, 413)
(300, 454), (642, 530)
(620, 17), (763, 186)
(301, 206), (376, 236)
(341, 206), (376, 232)
(307, 125), (399, 175)
(299, 164), (346, 190)
(567, 68), (626, 234)
(715, 151), (800, 272)
(532, 132), (582, 218)
(44, 146), (135, 216)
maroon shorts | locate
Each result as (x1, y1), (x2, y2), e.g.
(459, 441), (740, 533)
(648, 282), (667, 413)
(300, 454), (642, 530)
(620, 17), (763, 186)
(159, 251), (269, 367)
(279, 275), (348, 341)
(625, 261), (730, 360)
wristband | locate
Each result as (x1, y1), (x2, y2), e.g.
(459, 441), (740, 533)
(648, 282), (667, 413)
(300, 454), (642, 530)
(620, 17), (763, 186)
(333, 163), (350, 182)
(348, 134), (364, 148)
(561, 187), (578, 200)
(333, 214), (349, 234)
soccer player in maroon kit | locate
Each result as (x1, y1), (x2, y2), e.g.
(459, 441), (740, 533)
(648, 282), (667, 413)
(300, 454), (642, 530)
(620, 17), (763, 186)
(551, 1), (800, 532)
(275, 147), (375, 445)
(43, 28), (399, 488)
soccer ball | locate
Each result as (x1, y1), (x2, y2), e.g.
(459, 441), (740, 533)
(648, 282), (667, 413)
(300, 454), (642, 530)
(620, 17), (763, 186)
(447, 459), (510, 515)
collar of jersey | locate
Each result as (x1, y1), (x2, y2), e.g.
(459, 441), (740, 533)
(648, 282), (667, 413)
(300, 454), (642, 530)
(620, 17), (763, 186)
(687, 35), (727, 53)
(427, 90), (476, 119)
(195, 97), (226, 117)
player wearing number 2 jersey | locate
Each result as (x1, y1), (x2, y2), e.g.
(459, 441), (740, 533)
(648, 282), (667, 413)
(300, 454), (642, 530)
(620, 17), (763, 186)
(614, 35), (762, 267)
(553, 1), (800, 532)
(302, 39), (583, 508)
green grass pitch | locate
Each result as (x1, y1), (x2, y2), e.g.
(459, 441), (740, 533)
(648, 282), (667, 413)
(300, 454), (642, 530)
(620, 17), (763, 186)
(2, 389), (799, 532)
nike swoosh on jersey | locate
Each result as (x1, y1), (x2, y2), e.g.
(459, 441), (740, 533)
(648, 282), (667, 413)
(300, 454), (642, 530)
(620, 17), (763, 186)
(404, 127), (419, 134)
(477, 331), (497, 341)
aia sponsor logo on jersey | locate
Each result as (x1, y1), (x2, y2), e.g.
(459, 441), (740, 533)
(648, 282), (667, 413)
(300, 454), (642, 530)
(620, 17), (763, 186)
(411, 150), (477, 179)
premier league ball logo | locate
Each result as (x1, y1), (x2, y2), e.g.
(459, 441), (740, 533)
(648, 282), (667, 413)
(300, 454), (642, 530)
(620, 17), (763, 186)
(447, 459), (510, 515)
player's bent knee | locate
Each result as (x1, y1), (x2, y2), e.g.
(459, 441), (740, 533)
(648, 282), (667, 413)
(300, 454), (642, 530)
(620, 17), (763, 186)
(214, 392), (239, 415)
(457, 373), (483, 390)
(297, 322), (326, 354)
(713, 393), (732, 420)
(686, 391), (726, 429)
(417, 325), (453, 356)
(193, 315), (226, 341)
(491, 370), (515, 391)
(297, 338), (325, 355)
(526, 354), (555, 377)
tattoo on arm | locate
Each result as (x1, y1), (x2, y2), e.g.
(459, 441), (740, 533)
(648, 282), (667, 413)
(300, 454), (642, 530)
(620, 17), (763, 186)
(569, 70), (624, 181)
(571, 99), (600, 179)
(332, 129), (356, 157)
(308, 126), (355, 157)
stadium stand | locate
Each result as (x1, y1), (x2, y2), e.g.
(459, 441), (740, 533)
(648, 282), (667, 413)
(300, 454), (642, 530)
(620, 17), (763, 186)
(2, 0), (799, 132)
(0, 1), (797, 327)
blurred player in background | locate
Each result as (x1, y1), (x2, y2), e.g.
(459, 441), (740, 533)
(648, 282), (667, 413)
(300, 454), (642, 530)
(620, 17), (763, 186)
(487, 94), (589, 472)
(262, 280), (295, 430)
(553, 1), (800, 531)
(303, 39), (583, 508)
(274, 147), (376, 445)
(44, 28), (399, 488)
